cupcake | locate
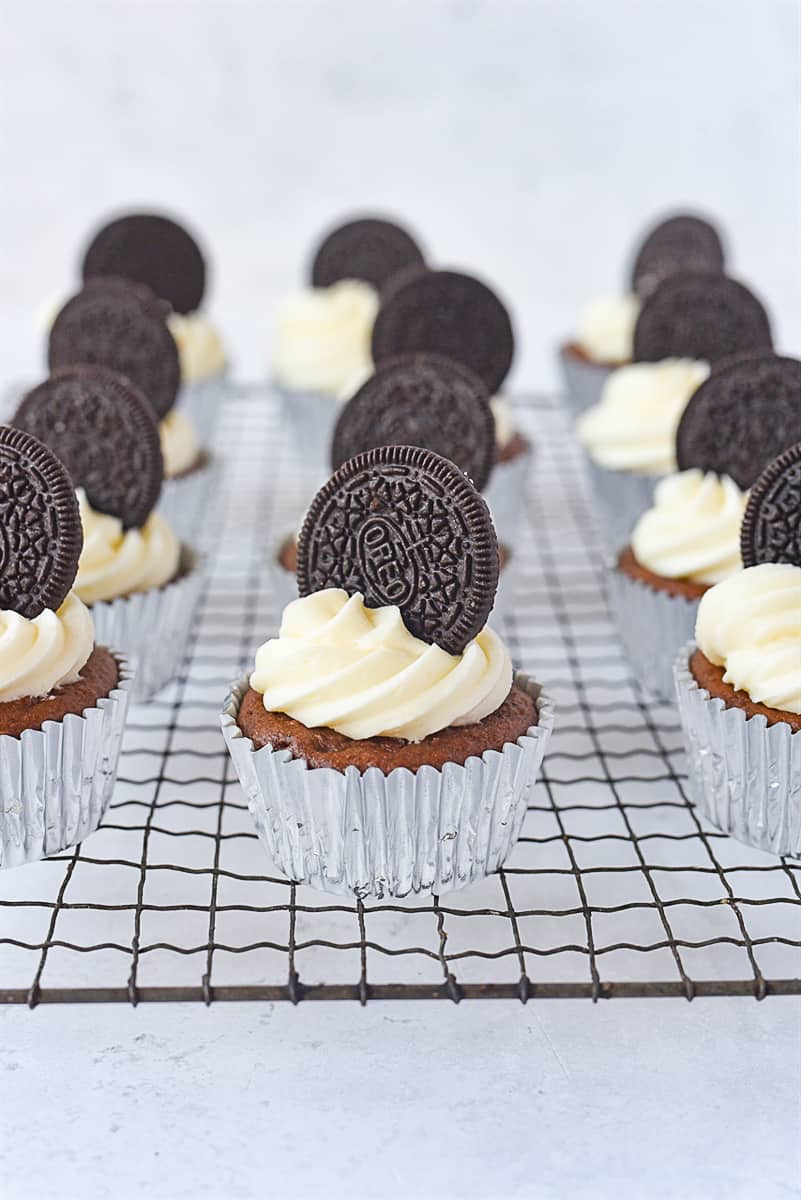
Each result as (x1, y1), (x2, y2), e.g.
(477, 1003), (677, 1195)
(270, 354), (520, 618)
(223, 445), (554, 898)
(81, 211), (227, 441)
(609, 353), (800, 700)
(47, 276), (216, 544)
(577, 272), (772, 551)
(370, 267), (532, 545)
(13, 365), (202, 702)
(559, 212), (725, 416)
(273, 216), (426, 466)
(0, 426), (133, 868)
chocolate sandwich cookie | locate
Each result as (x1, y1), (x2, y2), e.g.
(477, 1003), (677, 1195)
(0, 425), (83, 619)
(631, 214), (725, 299)
(633, 272), (772, 365)
(15, 365), (164, 529)
(371, 269), (515, 394)
(310, 217), (425, 291)
(330, 353), (496, 491)
(82, 212), (206, 314)
(297, 444), (500, 655)
(49, 286), (181, 420)
(675, 353), (801, 490)
(740, 442), (801, 568)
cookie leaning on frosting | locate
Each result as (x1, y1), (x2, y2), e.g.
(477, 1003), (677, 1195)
(0, 426), (133, 868)
(222, 444), (554, 897)
(13, 364), (202, 702)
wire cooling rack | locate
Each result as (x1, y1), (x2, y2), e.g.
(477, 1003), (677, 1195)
(1, 386), (799, 1006)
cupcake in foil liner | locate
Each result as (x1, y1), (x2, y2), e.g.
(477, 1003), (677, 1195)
(674, 643), (801, 857)
(484, 441), (534, 548)
(607, 564), (699, 702)
(178, 372), (230, 445)
(583, 455), (661, 554)
(558, 348), (614, 419)
(0, 656), (134, 868)
(158, 455), (219, 548)
(221, 672), (554, 899)
(89, 548), (203, 703)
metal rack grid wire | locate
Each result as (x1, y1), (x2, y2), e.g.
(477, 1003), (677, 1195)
(1, 385), (799, 1006)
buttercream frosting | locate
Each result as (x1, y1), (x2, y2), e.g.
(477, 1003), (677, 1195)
(0, 592), (94, 703)
(250, 589), (513, 742)
(695, 563), (801, 714)
(577, 358), (709, 474)
(490, 395), (515, 449)
(273, 280), (379, 398)
(74, 490), (181, 605)
(167, 311), (227, 383)
(160, 408), (201, 477)
(631, 470), (746, 584)
(575, 293), (640, 364)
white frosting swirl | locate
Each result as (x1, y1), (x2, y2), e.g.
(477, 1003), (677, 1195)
(159, 409), (201, 477)
(575, 293), (640, 364)
(273, 280), (379, 398)
(631, 470), (747, 584)
(695, 564), (801, 714)
(167, 311), (227, 383)
(490, 395), (515, 449)
(74, 490), (181, 605)
(577, 358), (709, 474)
(0, 592), (94, 703)
(250, 589), (514, 742)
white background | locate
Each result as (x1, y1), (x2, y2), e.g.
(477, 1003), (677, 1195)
(1, 3), (800, 1198)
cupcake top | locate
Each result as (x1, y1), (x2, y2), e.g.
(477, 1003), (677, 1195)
(273, 215), (425, 398)
(167, 310), (226, 384)
(250, 445), (514, 742)
(13, 365), (181, 604)
(573, 293), (640, 365)
(631, 470), (746, 584)
(159, 407), (201, 478)
(0, 426), (94, 702)
(576, 358), (709, 474)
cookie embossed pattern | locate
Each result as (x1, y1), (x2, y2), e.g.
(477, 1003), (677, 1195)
(0, 389), (799, 1003)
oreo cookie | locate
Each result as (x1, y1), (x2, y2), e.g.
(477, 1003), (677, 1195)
(740, 443), (801, 568)
(631, 214), (725, 299)
(15, 365), (163, 529)
(82, 213), (206, 314)
(633, 272), (772, 365)
(310, 217), (425, 291)
(297, 444), (499, 655)
(675, 354), (801, 490)
(0, 425), (83, 619)
(371, 269), (515, 394)
(330, 354), (496, 492)
(49, 287), (180, 420)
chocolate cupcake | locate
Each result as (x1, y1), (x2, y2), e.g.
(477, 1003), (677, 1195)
(272, 215), (426, 466)
(0, 426), (133, 867)
(13, 367), (203, 701)
(222, 445), (553, 897)
(673, 442), (801, 855)
(48, 278), (218, 543)
(559, 211), (726, 417)
(81, 212), (228, 438)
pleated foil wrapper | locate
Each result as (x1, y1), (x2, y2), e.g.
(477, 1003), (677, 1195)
(221, 673), (555, 898)
(0, 656), (134, 868)
(159, 455), (219, 548)
(558, 347), (614, 419)
(674, 644), (801, 857)
(177, 372), (230, 445)
(89, 548), (203, 703)
(583, 456), (661, 554)
(607, 564), (700, 703)
(278, 384), (340, 475)
(484, 441), (534, 547)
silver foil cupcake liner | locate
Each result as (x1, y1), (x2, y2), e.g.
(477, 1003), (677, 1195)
(178, 372), (230, 444)
(484, 441), (534, 547)
(674, 644), (801, 857)
(221, 672), (555, 898)
(0, 655), (134, 868)
(607, 564), (699, 702)
(278, 384), (340, 475)
(88, 548), (203, 703)
(558, 347), (614, 418)
(159, 455), (219, 548)
(583, 456), (661, 554)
